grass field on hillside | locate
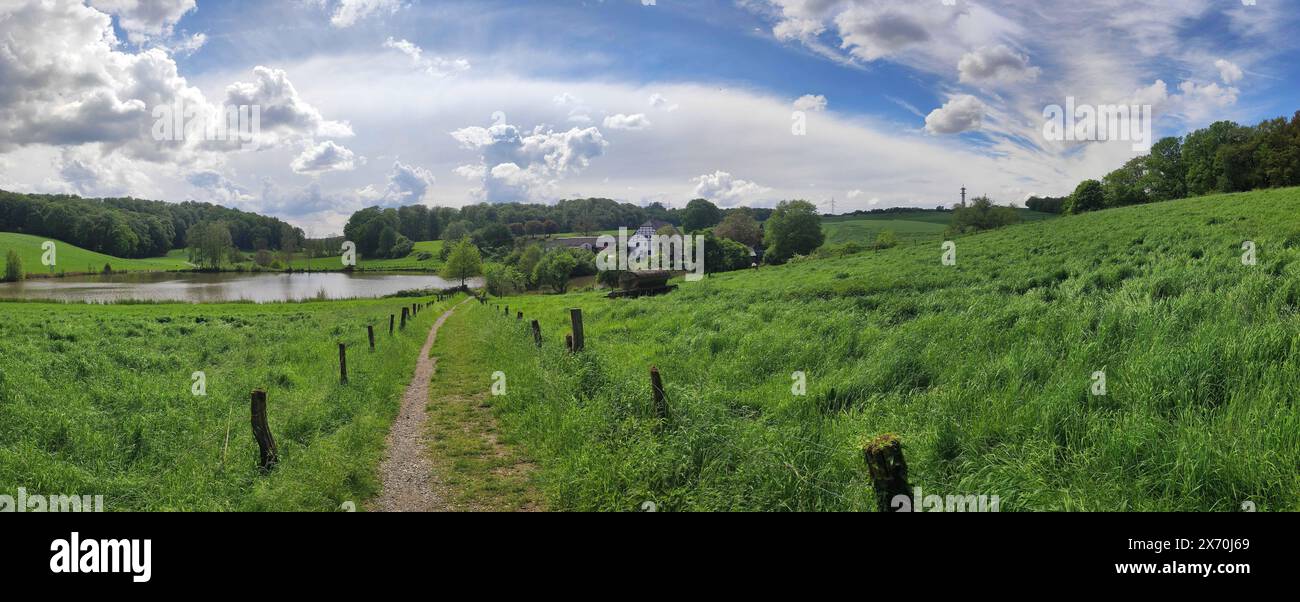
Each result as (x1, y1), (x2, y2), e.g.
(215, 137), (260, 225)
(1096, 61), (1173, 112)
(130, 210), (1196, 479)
(296, 240), (445, 272)
(0, 296), (458, 510)
(477, 188), (1300, 511)
(822, 217), (949, 246)
(821, 209), (1058, 246)
(0, 232), (193, 276)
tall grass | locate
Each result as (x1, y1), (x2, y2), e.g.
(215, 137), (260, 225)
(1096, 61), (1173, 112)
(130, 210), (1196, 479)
(0, 296), (458, 510)
(479, 188), (1300, 511)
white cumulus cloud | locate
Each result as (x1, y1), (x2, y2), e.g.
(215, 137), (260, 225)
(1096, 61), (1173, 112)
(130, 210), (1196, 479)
(291, 141), (357, 174)
(1214, 59), (1243, 84)
(958, 44), (1039, 84)
(692, 170), (771, 207)
(925, 95), (985, 135)
(451, 117), (608, 202)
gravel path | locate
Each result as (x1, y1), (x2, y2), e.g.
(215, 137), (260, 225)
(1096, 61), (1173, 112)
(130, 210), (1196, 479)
(368, 301), (464, 512)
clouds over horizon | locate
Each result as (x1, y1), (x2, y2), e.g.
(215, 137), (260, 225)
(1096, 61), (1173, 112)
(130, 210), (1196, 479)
(1, 0), (1297, 235)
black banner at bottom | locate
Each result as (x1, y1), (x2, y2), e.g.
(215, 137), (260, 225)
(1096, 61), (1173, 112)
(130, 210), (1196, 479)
(2, 512), (1287, 591)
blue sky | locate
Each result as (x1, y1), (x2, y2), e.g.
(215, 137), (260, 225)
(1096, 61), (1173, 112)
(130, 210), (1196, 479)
(2, 0), (1298, 234)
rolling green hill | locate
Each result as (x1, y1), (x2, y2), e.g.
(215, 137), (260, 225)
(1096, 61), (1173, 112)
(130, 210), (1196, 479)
(474, 187), (1300, 511)
(297, 240), (445, 272)
(821, 209), (1058, 246)
(0, 232), (192, 276)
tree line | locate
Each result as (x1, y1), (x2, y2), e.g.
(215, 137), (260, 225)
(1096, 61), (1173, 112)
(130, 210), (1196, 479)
(340, 197), (783, 259)
(0, 190), (304, 259)
(1062, 111), (1300, 214)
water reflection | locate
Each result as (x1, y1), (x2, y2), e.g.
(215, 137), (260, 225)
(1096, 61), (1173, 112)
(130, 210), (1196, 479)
(0, 272), (481, 303)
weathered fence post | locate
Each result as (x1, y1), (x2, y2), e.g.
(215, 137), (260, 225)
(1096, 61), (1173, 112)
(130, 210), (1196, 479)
(504, 305), (509, 317)
(650, 366), (668, 420)
(570, 308), (585, 352)
(367, 325), (375, 351)
(389, 314), (395, 335)
(250, 389), (278, 472)
(338, 343), (349, 384)
(863, 434), (910, 513)
(531, 320), (542, 348)
(517, 311), (523, 321)
(401, 307), (408, 329)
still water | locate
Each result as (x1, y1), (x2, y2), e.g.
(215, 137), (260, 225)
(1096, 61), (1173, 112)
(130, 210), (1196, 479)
(0, 272), (481, 303)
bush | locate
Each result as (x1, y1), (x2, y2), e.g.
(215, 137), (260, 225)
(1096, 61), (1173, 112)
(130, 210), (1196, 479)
(390, 236), (415, 259)
(254, 249), (274, 267)
(4, 250), (22, 282)
(533, 249), (579, 293)
(484, 263), (526, 297)
(950, 196), (1021, 234)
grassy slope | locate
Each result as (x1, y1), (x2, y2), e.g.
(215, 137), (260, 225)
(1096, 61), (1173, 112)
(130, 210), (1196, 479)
(0, 295), (459, 510)
(821, 209), (1058, 246)
(822, 217), (948, 246)
(479, 187), (1300, 511)
(0, 232), (192, 276)
(296, 240), (445, 272)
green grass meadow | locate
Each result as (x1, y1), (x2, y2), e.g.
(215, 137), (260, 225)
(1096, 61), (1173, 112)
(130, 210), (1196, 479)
(0, 296), (458, 510)
(0, 232), (193, 276)
(474, 188), (1300, 511)
(821, 209), (1058, 247)
(297, 240), (445, 272)
(3, 188), (1299, 512)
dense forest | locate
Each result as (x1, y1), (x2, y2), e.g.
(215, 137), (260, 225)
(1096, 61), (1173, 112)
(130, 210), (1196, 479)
(0, 190), (303, 258)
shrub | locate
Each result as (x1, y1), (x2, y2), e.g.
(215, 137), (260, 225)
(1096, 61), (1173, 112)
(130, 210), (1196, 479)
(3, 250), (22, 282)
(484, 263), (526, 297)
(390, 236), (415, 259)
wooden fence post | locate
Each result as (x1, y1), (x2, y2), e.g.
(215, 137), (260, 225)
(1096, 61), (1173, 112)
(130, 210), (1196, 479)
(401, 307), (408, 330)
(531, 320), (542, 348)
(570, 308), (585, 352)
(389, 314), (395, 335)
(250, 389), (278, 472)
(517, 311), (523, 321)
(367, 325), (375, 351)
(863, 434), (910, 513)
(338, 343), (349, 384)
(650, 366), (668, 420)
(504, 305), (509, 317)
(565, 334), (573, 352)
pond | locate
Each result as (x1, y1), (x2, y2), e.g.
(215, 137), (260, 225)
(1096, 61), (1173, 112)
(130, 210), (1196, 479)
(0, 272), (481, 304)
